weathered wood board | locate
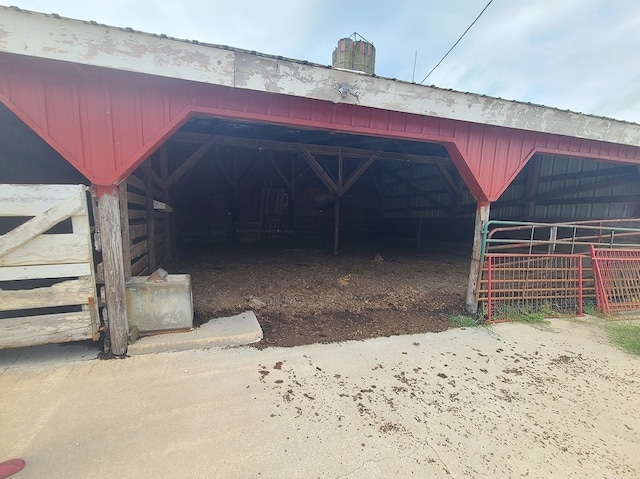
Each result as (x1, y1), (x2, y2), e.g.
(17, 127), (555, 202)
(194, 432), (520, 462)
(0, 184), (100, 349)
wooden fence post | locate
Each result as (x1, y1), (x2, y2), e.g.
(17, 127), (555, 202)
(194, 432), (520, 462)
(465, 202), (490, 316)
(97, 185), (129, 355)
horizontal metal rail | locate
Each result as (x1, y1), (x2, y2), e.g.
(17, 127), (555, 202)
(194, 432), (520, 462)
(483, 219), (640, 261)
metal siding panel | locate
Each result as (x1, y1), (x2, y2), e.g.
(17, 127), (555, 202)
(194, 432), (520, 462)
(78, 85), (116, 181)
(108, 86), (142, 170)
(351, 108), (370, 128)
(43, 76), (83, 163)
(138, 88), (168, 144)
(404, 115), (422, 134)
(245, 90), (269, 115)
(270, 94), (291, 118)
(7, 72), (48, 135)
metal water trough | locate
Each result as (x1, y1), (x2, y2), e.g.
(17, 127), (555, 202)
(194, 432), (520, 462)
(125, 274), (193, 334)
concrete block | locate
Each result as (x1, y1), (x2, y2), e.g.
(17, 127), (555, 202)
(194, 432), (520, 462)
(127, 311), (263, 355)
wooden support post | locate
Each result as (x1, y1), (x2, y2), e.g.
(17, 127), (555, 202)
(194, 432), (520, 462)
(465, 202), (490, 316)
(144, 161), (156, 272)
(96, 185), (129, 355)
(160, 146), (173, 260)
(118, 182), (132, 278)
(333, 197), (341, 255)
(333, 150), (343, 255)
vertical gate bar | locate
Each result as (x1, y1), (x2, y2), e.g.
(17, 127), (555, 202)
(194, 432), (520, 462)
(577, 256), (584, 316)
(578, 258), (583, 316)
(487, 255), (492, 321)
(529, 226), (535, 254)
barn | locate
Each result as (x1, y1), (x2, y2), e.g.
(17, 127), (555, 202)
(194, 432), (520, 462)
(1, 7), (640, 355)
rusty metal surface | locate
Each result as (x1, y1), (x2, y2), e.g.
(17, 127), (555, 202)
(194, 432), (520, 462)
(590, 246), (640, 315)
(484, 254), (583, 321)
(485, 219), (640, 256)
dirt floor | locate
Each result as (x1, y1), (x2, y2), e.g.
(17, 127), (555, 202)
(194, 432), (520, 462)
(165, 244), (470, 347)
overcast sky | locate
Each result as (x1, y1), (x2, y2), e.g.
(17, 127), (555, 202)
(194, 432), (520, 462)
(6, 0), (640, 123)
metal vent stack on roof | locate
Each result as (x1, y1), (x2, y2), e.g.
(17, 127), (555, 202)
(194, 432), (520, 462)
(332, 33), (376, 74)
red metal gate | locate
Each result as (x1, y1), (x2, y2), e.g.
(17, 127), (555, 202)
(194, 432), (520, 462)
(485, 254), (583, 321)
(590, 246), (640, 315)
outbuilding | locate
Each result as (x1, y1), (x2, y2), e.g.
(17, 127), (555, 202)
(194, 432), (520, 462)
(1, 7), (640, 354)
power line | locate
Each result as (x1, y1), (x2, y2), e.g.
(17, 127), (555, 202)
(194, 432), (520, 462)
(419, 0), (495, 85)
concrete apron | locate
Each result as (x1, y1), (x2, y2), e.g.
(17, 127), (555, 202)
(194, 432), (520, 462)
(1, 318), (639, 478)
(127, 311), (263, 355)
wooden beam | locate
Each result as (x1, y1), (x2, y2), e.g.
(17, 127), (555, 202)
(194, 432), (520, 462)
(236, 159), (259, 186)
(166, 140), (215, 188)
(382, 166), (454, 216)
(97, 185), (129, 355)
(125, 173), (145, 192)
(159, 145), (173, 261)
(214, 158), (234, 187)
(144, 161), (157, 272)
(333, 196), (341, 255)
(334, 149), (343, 255)
(118, 182), (132, 278)
(465, 202), (490, 316)
(298, 144), (339, 194)
(435, 162), (461, 199)
(339, 152), (379, 197)
(0, 278), (94, 312)
(0, 190), (83, 257)
(170, 132), (446, 165)
(0, 311), (94, 349)
(150, 168), (165, 191)
(268, 154), (293, 191)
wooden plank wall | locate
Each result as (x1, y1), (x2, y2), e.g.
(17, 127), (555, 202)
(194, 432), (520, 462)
(0, 184), (100, 349)
(123, 160), (172, 277)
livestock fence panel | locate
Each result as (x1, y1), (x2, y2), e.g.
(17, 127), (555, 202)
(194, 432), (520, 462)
(590, 246), (640, 316)
(485, 254), (583, 321)
(0, 184), (100, 348)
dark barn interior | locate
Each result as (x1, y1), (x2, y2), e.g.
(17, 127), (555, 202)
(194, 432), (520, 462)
(166, 116), (475, 252)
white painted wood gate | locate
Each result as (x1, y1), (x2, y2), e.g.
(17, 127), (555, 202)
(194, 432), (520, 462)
(0, 184), (100, 348)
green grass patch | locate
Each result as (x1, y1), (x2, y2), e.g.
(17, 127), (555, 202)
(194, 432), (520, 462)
(450, 315), (482, 328)
(582, 300), (602, 318)
(606, 321), (640, 355)
(489, 304), (552, 325)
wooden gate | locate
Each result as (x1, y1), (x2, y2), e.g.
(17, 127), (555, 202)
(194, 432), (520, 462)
(0, 184), (100, 349)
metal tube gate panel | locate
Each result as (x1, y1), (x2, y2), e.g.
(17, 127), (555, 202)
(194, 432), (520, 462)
(590, 246), (640, 316)
(485, 254), (584, 321)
